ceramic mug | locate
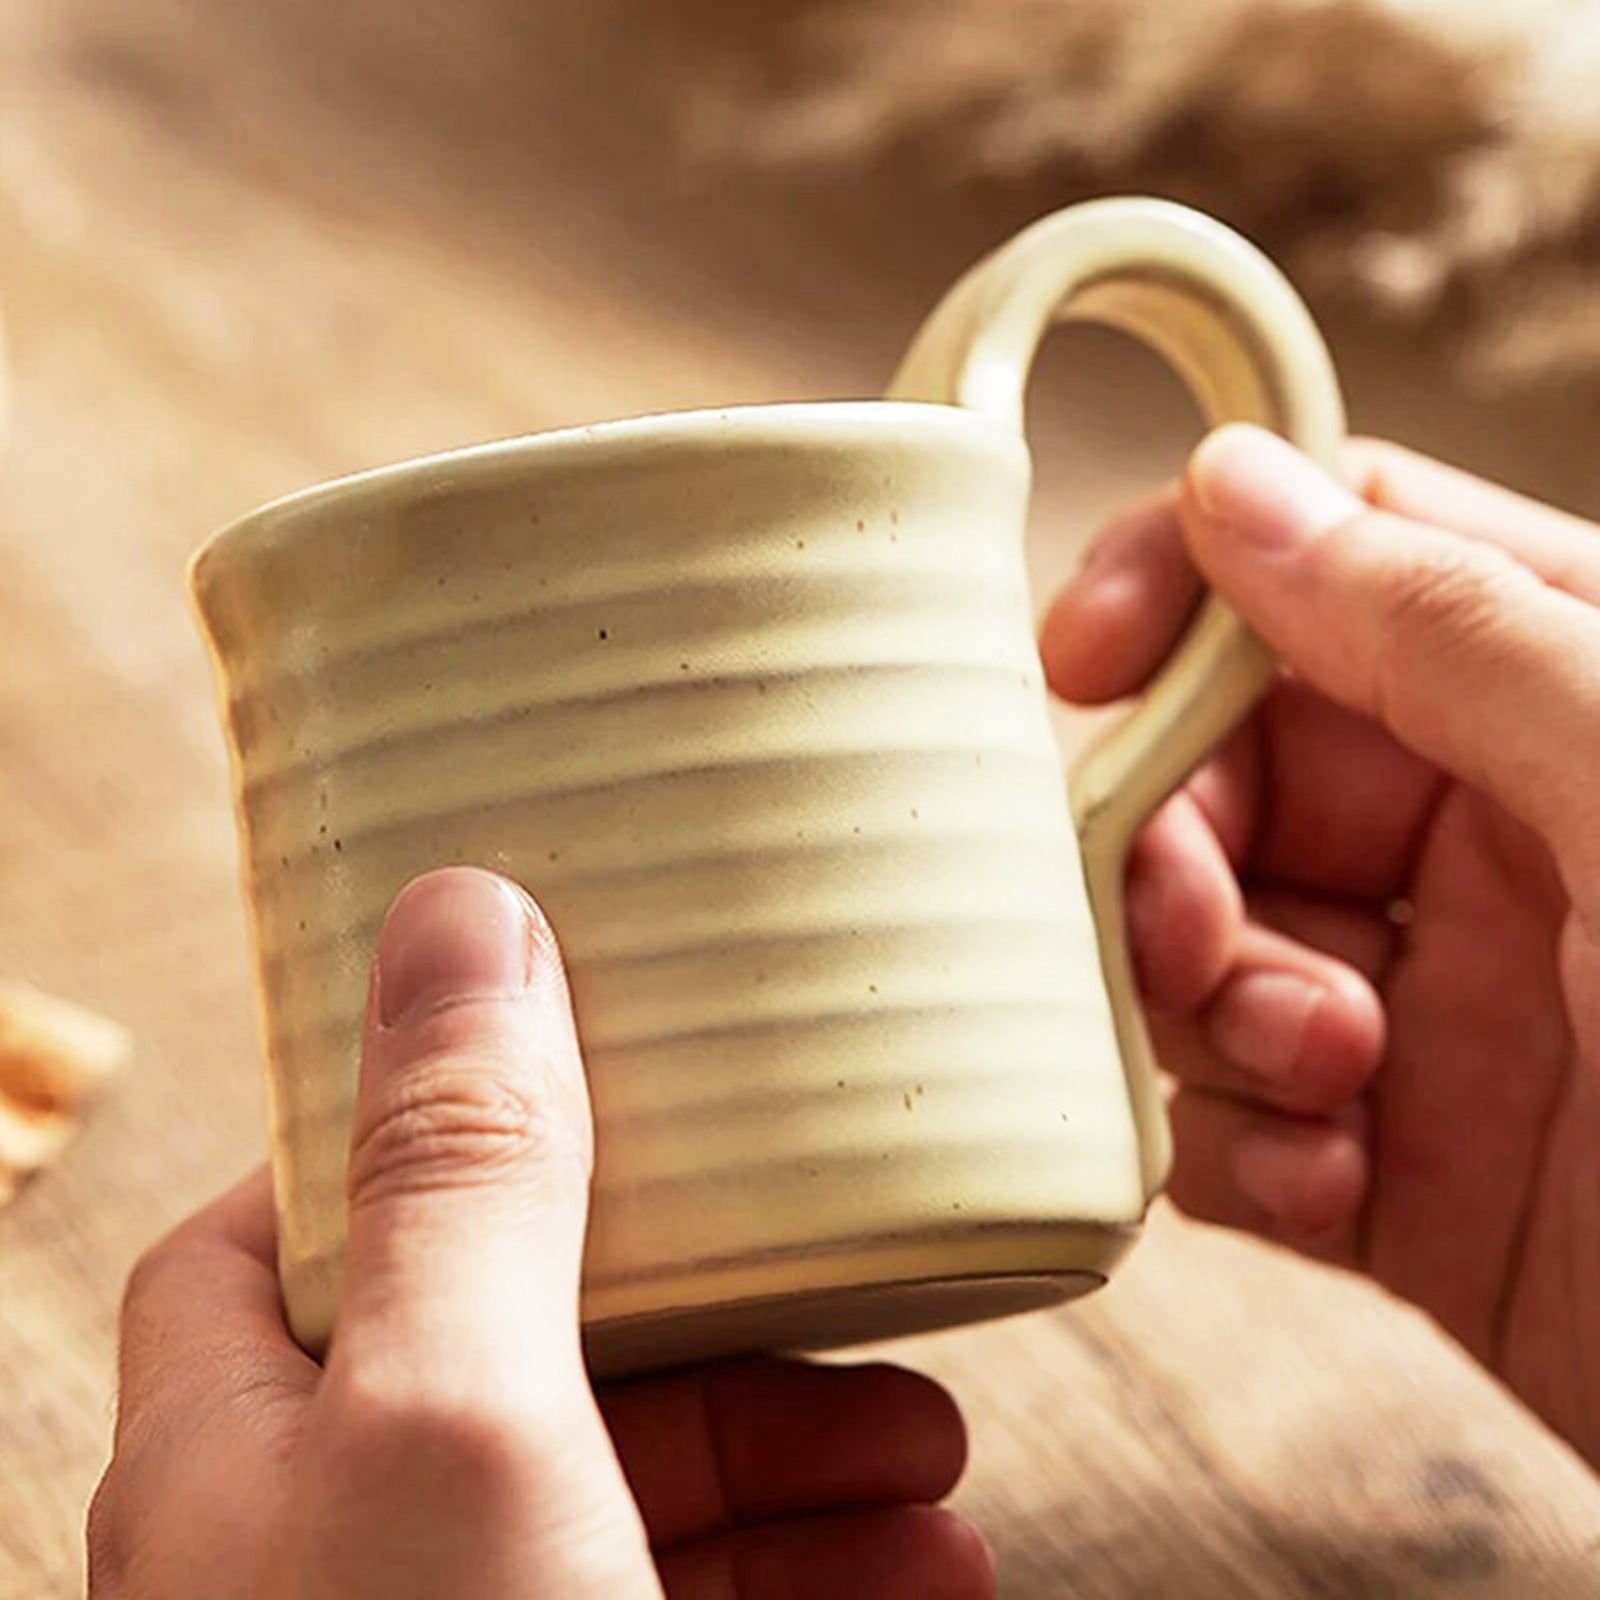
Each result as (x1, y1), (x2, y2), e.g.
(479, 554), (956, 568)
(192, 197), (1343, 1376)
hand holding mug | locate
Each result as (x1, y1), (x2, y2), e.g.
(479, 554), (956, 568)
(1049, 425), (1600, 1466)
(89, 869), (990, 1598)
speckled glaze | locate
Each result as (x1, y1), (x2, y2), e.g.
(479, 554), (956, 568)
(192, 199), (1343, 1374)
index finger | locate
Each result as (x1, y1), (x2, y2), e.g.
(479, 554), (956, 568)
(115, 1167), (318, 1448)
(1347, 438), (1600, 601)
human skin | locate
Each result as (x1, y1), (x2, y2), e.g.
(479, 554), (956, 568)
(88, 868), (995, 1599)
(1045, 423), (1600, 1465)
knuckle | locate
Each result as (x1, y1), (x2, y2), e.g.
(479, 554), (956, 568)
(1371, 538), (1529, 704)
(1382, 537), (1504, 624)
(347, 1053), (576, 1206)
(1379, 539), (1512, 635)
(326, 1371), (542, 1498)
(119, 1236), (182, 1331)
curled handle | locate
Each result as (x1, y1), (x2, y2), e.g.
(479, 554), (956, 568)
(889, 197), (1346, 1196)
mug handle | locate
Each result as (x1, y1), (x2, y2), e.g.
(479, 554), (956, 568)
(888, 196), (1346, 1198)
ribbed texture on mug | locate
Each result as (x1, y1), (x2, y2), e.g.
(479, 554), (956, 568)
(193, 407), (1145, 1350)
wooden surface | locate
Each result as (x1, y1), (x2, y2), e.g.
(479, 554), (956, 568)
(4, 5), (1600, 1595)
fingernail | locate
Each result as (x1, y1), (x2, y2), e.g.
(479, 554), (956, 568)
(1189, 424), (1361, 552)
(376, 868), (532, 1026)
(1209, 972), (1317, 1080)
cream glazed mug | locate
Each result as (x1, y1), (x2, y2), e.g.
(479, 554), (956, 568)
(192, 198), (1344, 1376)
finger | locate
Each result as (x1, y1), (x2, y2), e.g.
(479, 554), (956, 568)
(658, 1506), (994, 1600)
(1347, 437), (1600, 603)
(97, 1174), (314, 1600)
(1245, 886), (1396, 983)
(1046, 437), (1600, 712)
(1179, 716), (1261, 870)
(601, 1360), (966, 1547)
(115, 1168), (317, 1448)
(1184, 425), (1600, 872)
(170, 1163), (280, 1265)
(1246, 679), (1443, 901)
(1149, 924), (1384, 1114)
(1166, 1088), (1368, 1266)
(322, 869), (658, 1593)
(336, 867), (593, 1387)
(1126, 791), (1243, 1012)
(1041, 489), (1199, 705)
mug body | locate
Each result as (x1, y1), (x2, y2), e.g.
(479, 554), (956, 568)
(192, 402), (1147, 1374)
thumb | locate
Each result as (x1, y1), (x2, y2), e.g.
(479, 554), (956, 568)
(1182, 424), (1600, 863)
(338, 866), (594, 1386)
(308, 866), (660, 1594)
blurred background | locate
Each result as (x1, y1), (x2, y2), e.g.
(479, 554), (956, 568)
(3, 3), (1599, 1595)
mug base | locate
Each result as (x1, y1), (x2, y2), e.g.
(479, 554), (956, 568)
(585, 1265), (1103, 1379)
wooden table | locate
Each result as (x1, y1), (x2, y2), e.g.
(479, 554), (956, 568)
(4, 5), (1599, 1594)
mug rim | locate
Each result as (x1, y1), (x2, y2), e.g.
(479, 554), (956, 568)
(191, 399), (1023, 588)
